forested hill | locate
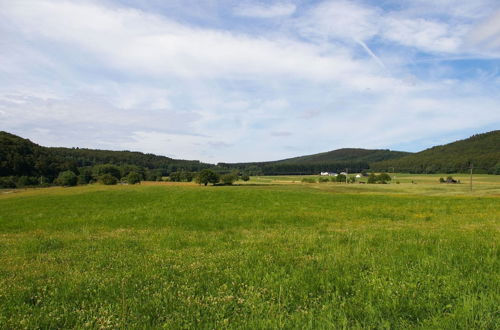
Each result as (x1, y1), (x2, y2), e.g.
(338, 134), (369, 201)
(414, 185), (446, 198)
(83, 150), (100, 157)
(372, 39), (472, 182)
(370, 131), (500, 174)
(275, 148), (410, 164)
(0, 131), (211, 184)
(218, 148), (410, 175)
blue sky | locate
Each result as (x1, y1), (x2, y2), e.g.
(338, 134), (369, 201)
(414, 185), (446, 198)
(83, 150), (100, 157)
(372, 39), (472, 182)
(0, 0), (499, 163)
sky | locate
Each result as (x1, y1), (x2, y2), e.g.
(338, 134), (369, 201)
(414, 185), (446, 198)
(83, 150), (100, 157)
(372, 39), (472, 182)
(0, 0), (499, 163)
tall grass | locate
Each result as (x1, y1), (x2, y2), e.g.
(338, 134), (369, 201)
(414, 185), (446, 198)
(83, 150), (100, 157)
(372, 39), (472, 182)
(0, 184), (498, 328)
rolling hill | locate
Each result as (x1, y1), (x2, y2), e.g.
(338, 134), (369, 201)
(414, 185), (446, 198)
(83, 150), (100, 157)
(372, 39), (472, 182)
(370, 131), (500, 174)
(274, 148), (410, 164)
(218, 148), (410, 175)
(0, 131), (211, 182)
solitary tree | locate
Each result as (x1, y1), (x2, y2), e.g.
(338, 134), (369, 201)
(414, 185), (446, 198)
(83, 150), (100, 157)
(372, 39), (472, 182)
(195, 169), (220, 186)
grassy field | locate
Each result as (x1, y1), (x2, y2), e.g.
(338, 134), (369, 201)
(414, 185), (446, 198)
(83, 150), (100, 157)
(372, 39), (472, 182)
(0, 175), (499, 328)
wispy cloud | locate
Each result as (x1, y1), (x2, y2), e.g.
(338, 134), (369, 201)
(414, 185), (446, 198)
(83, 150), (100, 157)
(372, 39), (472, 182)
(233, 2), (296, 18)
(0, 0), (499, 162)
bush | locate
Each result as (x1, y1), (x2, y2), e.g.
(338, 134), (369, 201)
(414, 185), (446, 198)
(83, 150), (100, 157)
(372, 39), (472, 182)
(0, 176), (17, 188)
(439, 177), (445, 183)
(367, 173), (392, 184)
(241, 174), (250, 182)
(99, 173), (118, 185)
(378, 173), (392, 183)
(335, 174), (346, 183)
(55, 171), (78, 186)
(221, 174), (237, 185)
(302, 177), (317, 183)
(126, 171), (141, 184)
(318, 176), (330, 183)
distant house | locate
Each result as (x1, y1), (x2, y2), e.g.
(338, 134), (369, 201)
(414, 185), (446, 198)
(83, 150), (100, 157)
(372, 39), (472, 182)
(355, 174), (362, 178)
(340, 172), (348, 175)
(320, 172), (330, 176)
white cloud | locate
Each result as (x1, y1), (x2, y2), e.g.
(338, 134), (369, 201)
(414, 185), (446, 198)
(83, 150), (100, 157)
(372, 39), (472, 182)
(297, 0), (380, 42)
(466, 9), (500, 54)
(0, 0), (499, 162)
(382, 16), (462, 53)
(233, 2), (296, 18)
(0, 0), (395, 88)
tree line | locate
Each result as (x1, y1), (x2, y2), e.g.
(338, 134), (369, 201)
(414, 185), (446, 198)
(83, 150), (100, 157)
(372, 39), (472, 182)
(0, 132), (212, 188)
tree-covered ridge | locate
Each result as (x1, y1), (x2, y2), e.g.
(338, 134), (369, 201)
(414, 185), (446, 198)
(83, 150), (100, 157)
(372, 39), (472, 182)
(0, 131), (212, 187)
(48, 147), (208, 171)
(217, 148), (410, 175)
(371, 131), (500, 174)
(275, 148), (411, 164)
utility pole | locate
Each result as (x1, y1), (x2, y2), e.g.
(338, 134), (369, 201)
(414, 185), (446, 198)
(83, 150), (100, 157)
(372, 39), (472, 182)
(470, 163), (473, 192)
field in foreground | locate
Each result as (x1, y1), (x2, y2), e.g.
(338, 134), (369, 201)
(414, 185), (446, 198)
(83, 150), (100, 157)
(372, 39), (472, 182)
(0, 179), (499, 328)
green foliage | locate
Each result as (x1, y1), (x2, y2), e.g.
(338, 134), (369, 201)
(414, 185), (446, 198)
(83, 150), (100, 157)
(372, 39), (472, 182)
(241, 174), (250, 181)
(170, 171), (194, 182)
(218, 148), (408, 175)
(318, 176), (330, 183)
(367, 173), (377, 184)
(347, 175), (356, 183)
(0, 131), (212, 187)
(335, 174), (347, 182)
(55, 170), (78, 186)
(378, 173), (392, 183)
(99, 173), (118, 185)
(301, 177), (317, 183)
(372, 130), (500, 174)
(367, 173), (392, 184)
(77, 168), (93, 185)
(93, 164), (121, 180)
(195, 169), (220, 186)
(126, 172), (141, 184)
(0, 176), (17, 188)
(220, 173), (237, 185)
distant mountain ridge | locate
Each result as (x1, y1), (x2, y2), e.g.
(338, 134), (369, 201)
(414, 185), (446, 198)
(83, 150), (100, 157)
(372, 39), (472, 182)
(371, 130), (500, 174)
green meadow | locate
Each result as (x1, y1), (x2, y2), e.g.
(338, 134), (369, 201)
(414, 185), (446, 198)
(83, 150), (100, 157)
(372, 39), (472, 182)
(0, 176), (499, 328)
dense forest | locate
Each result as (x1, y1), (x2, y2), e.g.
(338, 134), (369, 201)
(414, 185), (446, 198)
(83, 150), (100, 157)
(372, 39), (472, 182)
(217, 161), (371, 175)
(1, 130), (499, 188)
(218, 148), (409, 175)
(274, 148), (410, 164)
(371, 131), (500, 174)
(0, 131), (211, 188)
